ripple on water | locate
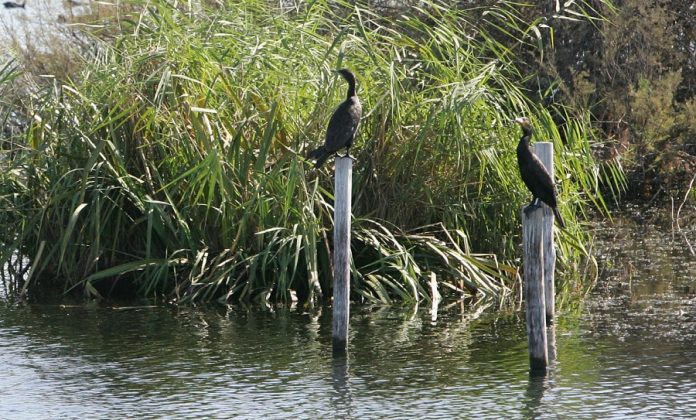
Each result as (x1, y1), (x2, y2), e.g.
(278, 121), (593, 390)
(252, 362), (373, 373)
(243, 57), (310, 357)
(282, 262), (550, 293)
(0, 208), (695, 418)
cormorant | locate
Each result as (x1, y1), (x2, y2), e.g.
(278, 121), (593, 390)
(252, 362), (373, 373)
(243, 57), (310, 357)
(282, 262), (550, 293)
(3, 1), (25, 8)
(514, 117), (565, 228)
(307, 68), (362, 169)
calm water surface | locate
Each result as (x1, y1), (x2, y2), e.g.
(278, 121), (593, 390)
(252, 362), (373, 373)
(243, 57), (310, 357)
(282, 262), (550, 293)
(0, 0), (89, 50)
(1, 209), (695, 419)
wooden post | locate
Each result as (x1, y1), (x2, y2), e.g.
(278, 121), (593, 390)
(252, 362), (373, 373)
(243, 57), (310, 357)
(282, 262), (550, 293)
(522, 206), (548, 371)
(533, 142), (556, 324)
(332, 156), (352, 354)
(429, 272), (441, 323)
(547, 324), (557, 363)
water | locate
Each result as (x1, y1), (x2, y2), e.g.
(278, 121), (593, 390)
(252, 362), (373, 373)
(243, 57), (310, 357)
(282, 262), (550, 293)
(0, 0), (89, 50)
(0, 209), (695, 419)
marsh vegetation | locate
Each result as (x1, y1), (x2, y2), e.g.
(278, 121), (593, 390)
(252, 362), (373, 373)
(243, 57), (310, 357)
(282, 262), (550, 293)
(1, 0), (627, 305)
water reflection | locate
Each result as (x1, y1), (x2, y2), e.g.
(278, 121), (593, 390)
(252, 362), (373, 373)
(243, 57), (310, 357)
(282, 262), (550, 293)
(1, 294), (696, 418)
(524, 372), (552, 418)
(331, 354), (353, 418)
(0, 209), (695, 417)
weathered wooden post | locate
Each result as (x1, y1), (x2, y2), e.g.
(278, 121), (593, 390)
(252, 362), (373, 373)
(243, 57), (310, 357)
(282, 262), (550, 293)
(547, 324), (557, 363)
(522, 205), (548, 371)
(332, 156), (352, 354)
(534, 142), (556, 324)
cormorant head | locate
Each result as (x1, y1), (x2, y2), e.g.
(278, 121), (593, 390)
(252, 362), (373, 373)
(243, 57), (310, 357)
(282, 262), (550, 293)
(514, 117), (531, 128)
(514, 117), (533, 136)
(336, 68), (356, 85)
(335, 68), (357, 98)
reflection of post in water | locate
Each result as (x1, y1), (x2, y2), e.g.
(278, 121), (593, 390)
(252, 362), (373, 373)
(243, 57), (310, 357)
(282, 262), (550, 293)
(524, 370), (550, 418)
(524, 323), (556, 418)
(331, 354), (353, 418)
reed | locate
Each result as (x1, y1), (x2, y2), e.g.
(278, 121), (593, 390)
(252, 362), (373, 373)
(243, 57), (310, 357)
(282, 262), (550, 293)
(0, 0), (622, 304)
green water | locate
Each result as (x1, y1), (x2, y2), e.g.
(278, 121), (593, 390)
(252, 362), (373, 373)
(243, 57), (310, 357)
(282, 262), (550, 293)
(1, 209), (694, 418)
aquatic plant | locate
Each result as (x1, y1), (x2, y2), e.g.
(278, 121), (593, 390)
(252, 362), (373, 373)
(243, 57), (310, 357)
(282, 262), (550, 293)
(0, 0), (621, 304)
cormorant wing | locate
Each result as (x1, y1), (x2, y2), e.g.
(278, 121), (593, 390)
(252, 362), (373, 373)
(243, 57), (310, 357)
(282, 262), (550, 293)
(324, 98), (361, 153)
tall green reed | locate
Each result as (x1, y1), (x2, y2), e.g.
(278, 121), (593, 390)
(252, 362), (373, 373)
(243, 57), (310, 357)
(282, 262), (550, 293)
(0, 0), (622, 305)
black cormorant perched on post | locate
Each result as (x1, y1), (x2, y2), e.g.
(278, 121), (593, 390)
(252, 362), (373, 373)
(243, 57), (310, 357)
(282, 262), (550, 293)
(514, 117), (565, 228)
(307, 68), (362, 169)
(3, 1), (25, 8)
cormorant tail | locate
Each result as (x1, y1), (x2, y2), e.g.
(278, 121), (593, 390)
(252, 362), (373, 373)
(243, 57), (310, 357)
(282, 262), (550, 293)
(553, 207), (565, 229)
(307, 146), (330, 169)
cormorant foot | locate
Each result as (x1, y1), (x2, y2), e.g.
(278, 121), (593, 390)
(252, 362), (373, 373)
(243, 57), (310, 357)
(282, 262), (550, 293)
(523, 202), (541, 215)
(336, 152), (356, 161)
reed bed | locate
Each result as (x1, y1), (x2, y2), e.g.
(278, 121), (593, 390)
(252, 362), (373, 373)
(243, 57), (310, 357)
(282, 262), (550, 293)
(0, 0), (623, 305)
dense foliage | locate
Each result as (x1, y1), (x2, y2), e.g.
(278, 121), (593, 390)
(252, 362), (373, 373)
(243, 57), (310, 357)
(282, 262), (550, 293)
(513, 0), (695, 201)
(0, 0), (621, 304)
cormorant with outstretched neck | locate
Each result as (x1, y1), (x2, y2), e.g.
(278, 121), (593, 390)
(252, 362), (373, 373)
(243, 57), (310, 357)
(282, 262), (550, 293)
(514, 117), (565, 228)
(3, 1), (25, 8)
(307, 69), (362, 169)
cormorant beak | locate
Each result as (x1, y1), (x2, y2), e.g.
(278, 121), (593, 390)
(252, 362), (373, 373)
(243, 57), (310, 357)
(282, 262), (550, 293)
(513, 117), (530, 128)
